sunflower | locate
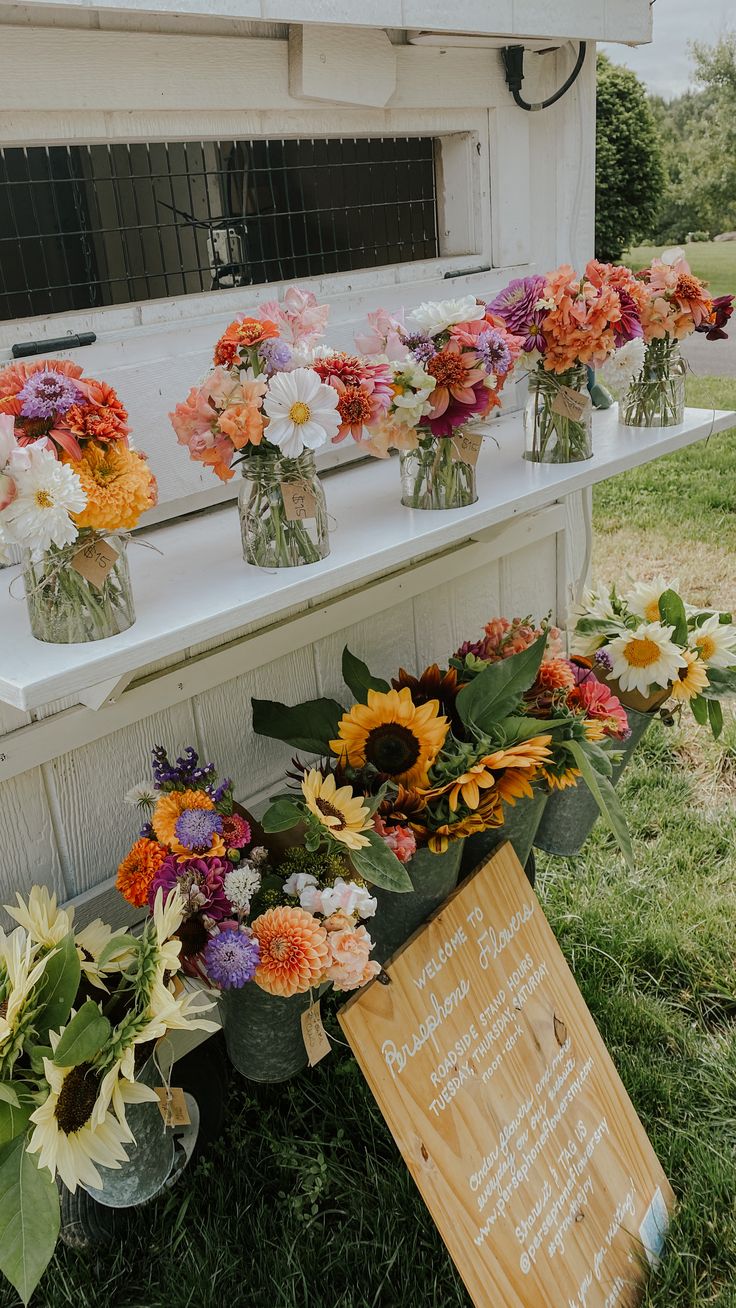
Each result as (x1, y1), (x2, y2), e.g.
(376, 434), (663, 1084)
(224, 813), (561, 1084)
(75, 918), (136, 990)
(608, 622), (686, 697)
(6, 885), (73, 947)
(689, 613), (736, 669)
(392, 664), (463, 720)
(422, 791), (505, 853)
(301, 770), (372, 850)
(27, 1057), (140, 1192)
(65, 441), (157, 531)
(540, 765), (581, 792)
(331, 688), (448, 789)
(670, 649), (709, 701)
(0, 928), (54, 1070)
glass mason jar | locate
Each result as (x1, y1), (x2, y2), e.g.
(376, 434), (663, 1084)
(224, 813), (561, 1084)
(239, 449), (330, 567)
(524, 363), (593, 463)
(399, 429), (478, 510)
(619, 338), (686, 428)
(23, 532), (135, 644)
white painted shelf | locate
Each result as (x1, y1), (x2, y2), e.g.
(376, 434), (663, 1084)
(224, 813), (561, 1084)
(0, 404), (733, 713)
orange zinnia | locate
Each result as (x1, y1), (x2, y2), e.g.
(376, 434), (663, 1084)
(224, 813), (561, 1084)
(251, 906), (329, 997)
(116, 837), (168, 907)
(213, 317), (279, 367)
(66, 441), (157, 531)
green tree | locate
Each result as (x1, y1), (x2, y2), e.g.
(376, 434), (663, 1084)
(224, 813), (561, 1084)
(595, 54), (665, 260)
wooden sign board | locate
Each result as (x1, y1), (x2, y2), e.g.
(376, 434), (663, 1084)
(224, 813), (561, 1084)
(339, 845), (674, 1308)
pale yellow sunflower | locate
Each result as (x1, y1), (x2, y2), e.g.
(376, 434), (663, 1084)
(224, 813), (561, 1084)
(670, 649), (709, 701)
(301, 770), (372, 850)
(331, 687), (448, 789)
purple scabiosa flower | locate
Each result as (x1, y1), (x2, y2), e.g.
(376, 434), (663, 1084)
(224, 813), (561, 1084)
(487, 276), (547, 355)
(174, 808), (223, 854)
(593, 648), (614, 673)
(17, 369), (82, 421)
(204, 928), (260, 989)
(403, 333), (435, 366)
(475, 327), (512, 377)
(259, 337), (293, 375)
(613, 290), (644, 347)
(149, 854), (231, 920)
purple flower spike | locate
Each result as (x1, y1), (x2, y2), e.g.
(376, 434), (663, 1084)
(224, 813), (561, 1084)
(594, 648), (614, 673)
(204, 929), (260, 989)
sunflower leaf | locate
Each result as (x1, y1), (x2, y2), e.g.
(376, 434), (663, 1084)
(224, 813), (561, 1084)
(658, 589), (688, 645)
(52, 1000), (111, 1068)
(34, 933), (81, 1042)
(0, 1135), (60, 1306)
(690, 693), (709, 725)
(567, 739), (634, 870)
(97, 933), (136, 968)
(349, 830), (412, 893)
(698, 667), (736, 699)
(707, 699), (724, 739)
(0, 1088), (19, 1111)
(0, 1088), (33, 1146)
(261, 798), (303, 833)
(342, 647), (390, 701)
(251, 697), (345, 755)
(455, 634), (548, 730)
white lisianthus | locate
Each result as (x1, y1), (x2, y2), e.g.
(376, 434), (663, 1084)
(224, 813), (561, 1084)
(282, 872), (319, 900)
(263, 367), (340, 457)
(391, 360), (435, 427)
(599, 339), (646, 394)
(625, 576), (679, 624)
(408, 296), (485, 336)
(608, 621), (687, 696)
(688, 612), (736, 668)
(2, 447), (86, 557)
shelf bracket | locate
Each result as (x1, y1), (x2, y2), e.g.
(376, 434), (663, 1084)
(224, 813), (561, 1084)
(77, 671), (135, 711)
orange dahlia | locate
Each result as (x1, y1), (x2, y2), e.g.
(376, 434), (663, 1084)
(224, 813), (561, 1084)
(534, 660), (576, 693)
(152, 789), (226, 858)
(251, 906), (329, 997)
(66, 441), (157, 531)
(116, 837), (168, 907)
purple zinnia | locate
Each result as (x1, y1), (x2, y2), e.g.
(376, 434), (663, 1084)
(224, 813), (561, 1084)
(613, 290), (644, 347)
(149, 854), (231, 920)
(487, 276), (547, 355)
(593, 648), (614, 673)
(175, 808), (223, 853)
(204, 928), (260, 989)
(475, 327), (512, 377)
(18, 369), (82, 420)
(258, 338), (293, 375)
(403, 332), (435, 366)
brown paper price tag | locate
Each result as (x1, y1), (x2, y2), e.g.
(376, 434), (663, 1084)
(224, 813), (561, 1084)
(155, 1086), (191, 1127)
(301, 1000), (331, 1067)
(281, 480), (317, 522)
(551, 385), (591, 422)
(450, 429), (483, 467)
(71, 538), (119, 589)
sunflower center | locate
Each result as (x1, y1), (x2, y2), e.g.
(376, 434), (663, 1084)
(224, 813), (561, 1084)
(315, 797), (347, 830)
(364, 722), (421, 775)
(696, 634), (716, 661)
(426, 352), (467, 388)
(34, 490), (54, 509)
(623, 637), (662, 668)
(337, 387), (372, 425)
(644, 600), (661, 622)
(288, 400), (311, 426)
(54, 1062), (100, 1135)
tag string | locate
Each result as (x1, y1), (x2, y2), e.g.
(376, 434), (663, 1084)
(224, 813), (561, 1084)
(8, 531), (163, 603)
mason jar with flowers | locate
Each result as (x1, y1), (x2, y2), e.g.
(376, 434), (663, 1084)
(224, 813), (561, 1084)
(0, 361), (157, 643)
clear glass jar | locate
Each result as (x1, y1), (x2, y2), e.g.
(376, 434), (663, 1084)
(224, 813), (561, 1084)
(23, 532), (135, 644)
(399, 430), (478, 510)
(619, 338), (686, 428)
(239, 449), (329, 568)
(523, 363), (593, 463)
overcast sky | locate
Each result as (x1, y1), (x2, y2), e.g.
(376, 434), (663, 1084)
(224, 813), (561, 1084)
(600, 0), (734, 99)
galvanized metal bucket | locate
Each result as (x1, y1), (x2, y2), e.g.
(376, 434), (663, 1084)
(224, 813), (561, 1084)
(534, 707), (653, 857)
(369, 841), (465, 966)
(83, 1058), (175, 1208)
(222, 981), (325, 1083)
(459, 791), (548, 881)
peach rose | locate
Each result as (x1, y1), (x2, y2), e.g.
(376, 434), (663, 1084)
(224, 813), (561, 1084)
(324, 924), (380, 992)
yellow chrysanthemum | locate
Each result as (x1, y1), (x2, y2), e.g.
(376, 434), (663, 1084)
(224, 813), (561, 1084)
(301, 770), (372, 850)
(65, 440), (157, 531)
(331, 687), (448, 789)
(670, 649), (709, 701)
(151, 789), (225, 858)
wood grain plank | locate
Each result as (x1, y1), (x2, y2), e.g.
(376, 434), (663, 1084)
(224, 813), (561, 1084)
(312, 599), (417, 702)
(411, 560), (501, 670)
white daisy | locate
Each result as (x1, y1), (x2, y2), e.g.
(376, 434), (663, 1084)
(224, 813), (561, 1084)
(608, 621), (687, 697)
(2, 449), (86, 556)
(600, 338), (646, 394)
(124, 781), (158, 811)
(688, 612), (736, 668)
(408, 296), (485, 337)
(263, 367), (340, 457)
(625, 576), (679, 624)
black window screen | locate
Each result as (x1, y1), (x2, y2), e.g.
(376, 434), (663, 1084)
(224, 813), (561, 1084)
(0, 137), (439, 322)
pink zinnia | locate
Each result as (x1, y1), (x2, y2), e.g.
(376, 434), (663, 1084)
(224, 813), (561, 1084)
(568, 676), (630, 740)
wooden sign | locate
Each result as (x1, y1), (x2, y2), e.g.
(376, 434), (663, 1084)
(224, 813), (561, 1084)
(339, 846), (673, 1308)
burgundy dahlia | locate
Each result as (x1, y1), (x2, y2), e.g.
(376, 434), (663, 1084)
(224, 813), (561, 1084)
(148, 855), (231, 921)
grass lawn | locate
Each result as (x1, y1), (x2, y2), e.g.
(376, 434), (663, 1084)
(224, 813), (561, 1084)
(10, 382), (736, 1308)
(625, 241), (736, 299)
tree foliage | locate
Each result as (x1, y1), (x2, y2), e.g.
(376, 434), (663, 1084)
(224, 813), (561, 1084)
(595, 53), (665, 261)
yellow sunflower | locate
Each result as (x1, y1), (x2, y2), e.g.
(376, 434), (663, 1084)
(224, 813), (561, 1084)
(331, 688), (448, 789)
(670, 649), (709, 702)
(423, 791), (505, 853)
(540, 766), (581, 792)
(301, 770), (372, 850)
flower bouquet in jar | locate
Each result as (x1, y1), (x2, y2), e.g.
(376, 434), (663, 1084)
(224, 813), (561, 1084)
(0, 883), (215, 1305)
(619, 248), (734, 427)
(0, 361), (157, 642)
(355, 297), (521, 508)
(170, 287), (343, 568)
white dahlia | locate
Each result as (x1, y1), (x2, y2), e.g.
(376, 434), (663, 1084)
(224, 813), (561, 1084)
(263, 367), (340, 457)
(408, 296), (485, 336)
(2, 450), (85, 555)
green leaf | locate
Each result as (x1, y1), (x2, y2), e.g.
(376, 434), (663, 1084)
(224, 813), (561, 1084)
(97, 933), (135, 968)
(568, 740), (634, 870)
(690, 693), (709, 725)
(52, 1000), (111, 1069)
(0, 1136), (60, 1305)
(708, 699), (724, 739)
(25, 1046), (52, 1078)
(363, 782), (389, 818)
(658, 589), (688, 646)
(699, 666), (736, 699)
(34, 934), (80, 1042)
(341, 647), (390, 701)
(573, 617), (619, 635)
(456, 634), (548, 731)
(0, 1088), (19, 1111)
(261, 798), (302, 833)
(350, 830), (413, 893)
(252, 697), (345, 755)
(0, 1091), (32, 1148)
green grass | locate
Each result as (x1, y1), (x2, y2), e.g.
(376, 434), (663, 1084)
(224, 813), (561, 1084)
(625, 241), (736, 298)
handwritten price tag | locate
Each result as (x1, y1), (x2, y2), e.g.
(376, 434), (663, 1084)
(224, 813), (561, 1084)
(71, 538), (119, 589)
(281, 481), (317, 522)
(155, 1086), (191, 1127)
(551, 385), (592, 422)
(450, 429), (483, 467)
(301, 1000), (331, 1067)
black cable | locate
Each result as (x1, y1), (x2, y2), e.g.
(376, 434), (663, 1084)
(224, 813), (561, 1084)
(502, 42), (587, 112)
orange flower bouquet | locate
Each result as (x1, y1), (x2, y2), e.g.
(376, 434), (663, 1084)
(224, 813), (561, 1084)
(0, 358), (156, 643)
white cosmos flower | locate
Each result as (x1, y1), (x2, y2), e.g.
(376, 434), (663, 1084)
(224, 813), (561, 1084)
(688, 612), (736, 668)
(608, 621), (687, 697)
(625, 576), (679, 624)
(408, 296), (485, 336)
(2, 449), (85, 556)
(600, 338), (646, 394)
(263, 367), (340, 457)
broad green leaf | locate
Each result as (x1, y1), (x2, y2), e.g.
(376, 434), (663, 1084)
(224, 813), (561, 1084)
(350, 830), (413, 893)
(363, 782), (389, 817)
(261, 798), (302, 833)
(573, 617), (619, 635)
(0, 1092), (32, 1147)
(578, 739), (616, 778)
(252, 697), (345, 755)
(708, 699), (724, 739)
(26, 1046), (52, 1077)
(698, 666), (736, 699)
(568, 740), (634, 870)
(0, 1088), (19, 1111)
(341, 647), (390, 701)
(34, 934), (80, 1041)
(456, 634), (547, 731)
(97, 933), (136, 968)
(504, 716), (570, 742)
(690, 693), (709, 725)
(658, 589), (688, 646)
(0, 1136), (60, 1305)
(52, 1000), (111, 1069)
